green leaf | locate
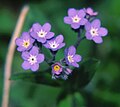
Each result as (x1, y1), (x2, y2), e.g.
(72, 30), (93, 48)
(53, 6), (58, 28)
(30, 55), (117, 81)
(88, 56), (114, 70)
(64, 58), (100, 90)
(58, 94), (72, 107)
(58, 92), (85, 107)
(57, 58), (100, 104)
(11, 58), (99, 88)
(11, 68), (63, 87)
(78, 58), (100, 87)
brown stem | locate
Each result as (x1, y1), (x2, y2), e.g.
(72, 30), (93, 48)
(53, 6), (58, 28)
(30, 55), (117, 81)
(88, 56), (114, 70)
(1, 5), (29, 107)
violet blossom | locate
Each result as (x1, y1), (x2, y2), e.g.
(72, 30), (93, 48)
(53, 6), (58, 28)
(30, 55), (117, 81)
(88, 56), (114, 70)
(30, 22), (54, 43)
(85, 19), (108, 43)
(65, 46), (82, 67)
(52, 62), (63, 75)
(21, 46), (44, 71)
(64, 8), (88, 29)
(43, 35), (65, 51)
(15, 32), (35, 52)
(84, 7), (98, 16)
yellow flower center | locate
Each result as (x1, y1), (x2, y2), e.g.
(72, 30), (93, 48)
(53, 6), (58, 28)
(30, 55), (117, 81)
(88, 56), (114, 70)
(68, 55), (74, 63)
(23, 40), (30, 48)
(53, 65), (61, 72)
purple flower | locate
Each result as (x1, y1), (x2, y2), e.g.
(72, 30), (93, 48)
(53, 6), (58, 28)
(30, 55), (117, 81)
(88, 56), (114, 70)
(52, 62), (62, 75)
(64, 8), (88, 29)
(30, 23), (54, 43)
(15, 32), (35, 52)
(43, 35), (65, 51)
(65, 46), (82, 67)
(84, 7), (98, 16)
(85, 19), (108, 44)
(21, 46), (44, 71)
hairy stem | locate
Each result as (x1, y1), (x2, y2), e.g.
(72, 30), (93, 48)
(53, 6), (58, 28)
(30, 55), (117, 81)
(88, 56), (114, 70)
(74, 28), (85, 49)
(47, 50), (57, 65)
(1, 5), (29, 107)
(44, 51), (56, 66)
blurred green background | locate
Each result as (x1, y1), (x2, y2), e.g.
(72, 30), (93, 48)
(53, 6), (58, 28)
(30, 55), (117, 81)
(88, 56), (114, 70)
(0, 0), (120, 107)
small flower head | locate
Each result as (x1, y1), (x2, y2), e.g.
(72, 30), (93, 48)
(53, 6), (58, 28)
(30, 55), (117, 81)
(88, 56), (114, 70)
(64, 68), (72, 75)
(84, 7), (98, 16)
(21, 46), (44, 71)
(15, 32), (35, 52)
(52, 62), (63, 75)
(85, 19), (108, 43)
(43, 35), (65, 51)
(30, 23), (54, 43)
(65, 46), (82, 67)
(64, 8), (88, 29)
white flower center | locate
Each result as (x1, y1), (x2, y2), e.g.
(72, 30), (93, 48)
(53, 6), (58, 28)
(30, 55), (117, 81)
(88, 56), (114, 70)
(90, 27), (98, 37)
(22, 39), (30, 48)
(67, 55), (74, 63)
(37, 29), (47, 38)
(49, 41), (59, 49)
(28, 54), (37, 65)
(72, 15), (81, 23)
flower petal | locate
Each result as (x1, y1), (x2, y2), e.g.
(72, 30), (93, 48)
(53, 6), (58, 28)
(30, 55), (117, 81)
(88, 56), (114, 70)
(73, 54), (82, 62)
(68, 8), (77, 17)
(22, 52), (29, 60)
(37, 37), (46, 43)
(30, 37), (35, 43)
(22, 61), (30, 70)
(17, 47), (25, 52)
(99, 27), (108, 36)
(42, 23), (51, 32)
(78, 9), (86, 18)
(93, 12), (98, 16)
(46, 32), (54, 39)
(32, 23), (42, 32)
(30, 46), (39, 55)
(55, 35), (64, 44)
(79, 18), (88, 25)
(21, 32), (29, 39)
(58, 43), (65, 49)
(30, 31), (38, 39)
(64, 16), (72, 24)
(65, 68), (72, 74)
(91, 19), (101, 28)
(43, 42), (50, 49)
(68, 46), (76, 56)
(86, 8), (93, 14)
(93, 36), (103, 44)
(71, 62), (79, 67)
(31, 64), (39, 72)
(85, 32), (92, 40)
(85, 22), (91, 31)
(37, 54), (44, 63)
(71, 23), (80, 29)
(15, 38), (23, 46)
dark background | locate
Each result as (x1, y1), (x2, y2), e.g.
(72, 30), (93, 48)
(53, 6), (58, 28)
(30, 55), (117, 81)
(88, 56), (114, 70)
(0, 0), (120, 107)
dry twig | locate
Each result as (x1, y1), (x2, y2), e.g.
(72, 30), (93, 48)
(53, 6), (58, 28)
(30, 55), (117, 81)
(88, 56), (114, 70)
(2, 5), (29, 107)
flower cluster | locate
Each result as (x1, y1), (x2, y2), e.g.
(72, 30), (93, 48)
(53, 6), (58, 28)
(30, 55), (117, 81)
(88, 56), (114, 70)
(15, 7), (108, 80)
(64, 7), (108, 43)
